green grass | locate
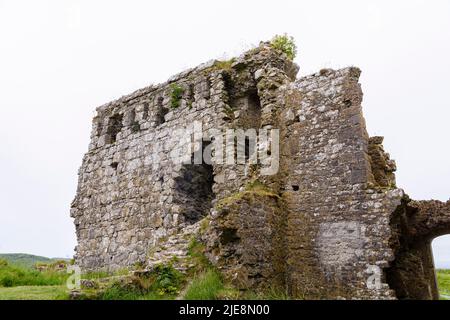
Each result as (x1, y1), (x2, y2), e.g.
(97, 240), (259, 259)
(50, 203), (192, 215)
(81, 271), (111, 280)
(81, 268), (130, 281)
(437, 269), (450, 299)
(81, 264), (184, 300)
(241, 287), (291, 300)
(97, 282), (165, 300)
(0, 286), (69, 300)
(184, 269), (224, 300)
(212, 58), (236, 71)
(0, 260), (68, 287)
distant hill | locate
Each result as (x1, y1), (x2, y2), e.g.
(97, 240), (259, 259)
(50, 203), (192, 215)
(0, 253), (67, 269)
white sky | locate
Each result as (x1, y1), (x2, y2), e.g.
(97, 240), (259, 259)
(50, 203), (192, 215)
(0, 0), (449, 267)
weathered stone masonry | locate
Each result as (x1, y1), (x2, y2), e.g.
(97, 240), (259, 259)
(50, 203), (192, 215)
(71, 42), (450, 299)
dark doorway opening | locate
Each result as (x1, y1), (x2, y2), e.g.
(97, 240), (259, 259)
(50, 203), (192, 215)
(155, 96), (168, 126)
(106, 114), (123, 144)
(174, 141), (214, 224)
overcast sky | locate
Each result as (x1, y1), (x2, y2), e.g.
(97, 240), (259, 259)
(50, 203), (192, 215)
(0, 0), (449, 267)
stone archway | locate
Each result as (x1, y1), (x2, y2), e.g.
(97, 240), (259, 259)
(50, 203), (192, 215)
(432, 235), (450, 299)
(386, 199), (450, 299)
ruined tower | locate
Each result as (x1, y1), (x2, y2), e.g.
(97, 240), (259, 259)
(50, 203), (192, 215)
(71, 41), (449, 299)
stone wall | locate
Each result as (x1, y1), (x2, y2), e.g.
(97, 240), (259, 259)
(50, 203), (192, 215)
(71, 61), (230, 270)
(71, 41), (448, 299)
(278, 68), (404, 299)
(70, 42), (297, 271)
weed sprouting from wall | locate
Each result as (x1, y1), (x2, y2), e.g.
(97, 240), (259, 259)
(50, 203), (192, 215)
(170, 83), (185, 109)
(270, 34), (297, 60)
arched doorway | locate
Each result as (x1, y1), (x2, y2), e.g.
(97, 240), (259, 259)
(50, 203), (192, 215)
(432, 235), (450, 300)
(385, 199), (450, 300)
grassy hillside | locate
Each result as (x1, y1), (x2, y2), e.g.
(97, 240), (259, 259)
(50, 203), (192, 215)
(0, 254), (54, 269)
(0, 253), (70, 269)
(0, 255), (69, 299)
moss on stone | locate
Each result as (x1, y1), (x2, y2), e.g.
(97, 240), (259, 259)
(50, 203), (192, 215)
(216, 180), (280, 210)
(199, 216), (210, 235)
(212, 58), (236, 71)
(187, 238), (211, 271)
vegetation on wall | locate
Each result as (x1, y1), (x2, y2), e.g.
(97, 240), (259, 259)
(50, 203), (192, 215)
(212, 58), (236, 71)
(216, 179), (281, 210)
(270, 34), (297, 60)
(170, 83), (185, 109)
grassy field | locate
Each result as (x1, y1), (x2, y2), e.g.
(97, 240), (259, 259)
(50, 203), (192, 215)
(0, 256), (70, 300)
(437, 269), (450, 300)
(0, 286), (69, 300)
(0, 260), (68, 287)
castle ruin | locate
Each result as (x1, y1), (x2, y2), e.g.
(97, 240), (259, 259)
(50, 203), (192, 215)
(71, 41), (450, 299)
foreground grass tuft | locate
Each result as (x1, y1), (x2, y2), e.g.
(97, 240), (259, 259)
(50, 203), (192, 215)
(85, 264), (184, 300)
(98, 282), (162, 300)
(242, 287), (291, 300)
(184, 269), (224, 300)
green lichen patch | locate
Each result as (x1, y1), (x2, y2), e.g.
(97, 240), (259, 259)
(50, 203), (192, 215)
(199, 216), (211, 235)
